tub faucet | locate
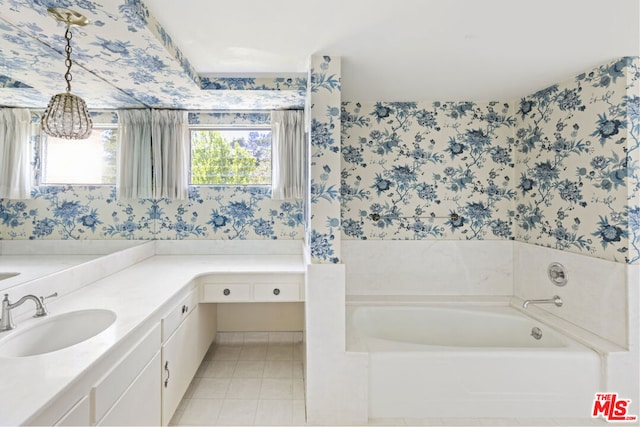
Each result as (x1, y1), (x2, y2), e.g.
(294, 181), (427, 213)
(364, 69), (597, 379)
(523, 295), (563, 309)
(0, 293), (51, 332)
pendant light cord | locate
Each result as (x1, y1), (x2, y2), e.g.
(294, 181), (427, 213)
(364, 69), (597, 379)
(41, 7), (93, 140)
(64, 25), (73, 93)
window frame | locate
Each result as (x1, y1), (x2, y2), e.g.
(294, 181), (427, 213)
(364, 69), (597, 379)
(188, 125), (273, 187)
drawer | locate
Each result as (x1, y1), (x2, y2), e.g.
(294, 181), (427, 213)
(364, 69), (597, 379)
(202, 283), (252, 302)
(253, 282), (301, 302)
(162, 289), (197, 341)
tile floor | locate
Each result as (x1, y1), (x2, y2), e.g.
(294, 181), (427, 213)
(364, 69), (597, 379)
(366, 418), (608, 426)
(169, 334), (305, 426)
(170, 334), (609, 427)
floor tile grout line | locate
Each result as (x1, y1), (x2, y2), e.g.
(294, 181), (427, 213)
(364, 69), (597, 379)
(179, 341), (306, 426)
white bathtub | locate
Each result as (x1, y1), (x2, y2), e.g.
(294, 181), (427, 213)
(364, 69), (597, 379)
(346, 303), (601, 419)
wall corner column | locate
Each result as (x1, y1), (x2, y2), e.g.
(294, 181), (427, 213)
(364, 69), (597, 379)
(306, 55), (342, 264)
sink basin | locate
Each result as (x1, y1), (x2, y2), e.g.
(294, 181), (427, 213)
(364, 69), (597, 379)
(0, 272), (19, 281)
(0, 309), (116, 357)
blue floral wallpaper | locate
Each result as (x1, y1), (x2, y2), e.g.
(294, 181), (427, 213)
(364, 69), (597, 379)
(514, 57), (640, 263)
(341, 101), (515, 240)
(307, 56), (342, 264)
(0, 0), (306, 110)
(340, 57), (640, 264)
(0, 185), (303, 240)
(0, 111), (304, 241)
(627, 60), (640, 264)
(2, 53), (639, 262)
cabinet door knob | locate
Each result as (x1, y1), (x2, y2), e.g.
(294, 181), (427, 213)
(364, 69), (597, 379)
(273, 288), (280, 296)
(164, 361), (170, 388)
(223, 288), (230, 296)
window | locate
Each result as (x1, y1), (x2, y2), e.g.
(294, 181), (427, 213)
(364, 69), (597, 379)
(41, 127), (118, 185)
(190, 128), (271, 185)
(40, 125), (272, 186)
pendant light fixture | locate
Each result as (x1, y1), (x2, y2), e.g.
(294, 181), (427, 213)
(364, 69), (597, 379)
(41, 7), (92, 140)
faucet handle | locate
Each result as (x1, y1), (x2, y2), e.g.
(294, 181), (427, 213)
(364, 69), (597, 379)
(40, 292), (58, 302)
(36, 292), (58, 317)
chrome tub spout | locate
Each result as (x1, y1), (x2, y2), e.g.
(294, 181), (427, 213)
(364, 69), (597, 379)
(523, 295), (563, 309)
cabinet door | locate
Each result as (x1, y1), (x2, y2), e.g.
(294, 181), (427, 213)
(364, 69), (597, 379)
(161, 304), (202, 425)
(160, 303), (217, 425)
(97, 352), (161, 426)
(92, 324), (161, 423)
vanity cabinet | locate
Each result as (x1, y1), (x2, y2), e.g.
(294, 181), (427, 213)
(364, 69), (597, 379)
(161, 291), (216, 425)
(17, 262), (303, 426)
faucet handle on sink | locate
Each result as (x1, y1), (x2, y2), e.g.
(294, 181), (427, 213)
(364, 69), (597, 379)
(37, 292), (58, 316)
(40, 292), (58, 301)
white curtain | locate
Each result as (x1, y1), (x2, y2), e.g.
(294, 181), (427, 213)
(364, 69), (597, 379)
(271, 110), (305, 200)
(0, 108), (32, 199)
(117, 109), (152, 199)
(151, 110), (189, 200)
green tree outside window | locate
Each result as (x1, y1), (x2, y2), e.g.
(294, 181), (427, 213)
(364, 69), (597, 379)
(191, 130), (271, 185)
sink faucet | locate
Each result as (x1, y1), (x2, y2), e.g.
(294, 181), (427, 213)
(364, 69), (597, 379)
(523, 295), (563, 308)
(0, 293), (53, 332)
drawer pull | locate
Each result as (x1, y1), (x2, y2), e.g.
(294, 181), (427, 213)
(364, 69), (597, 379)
(164, 361), (170, 388)
(273, 288), (280, 296)
(223, 288), (231, 296)
(181, 304), (189, 314)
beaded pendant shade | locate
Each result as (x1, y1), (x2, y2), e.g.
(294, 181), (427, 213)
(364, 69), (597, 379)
(41, 8), (92, 140)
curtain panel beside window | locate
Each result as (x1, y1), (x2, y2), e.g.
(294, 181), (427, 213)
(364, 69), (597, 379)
(151, 110), (189, 200)
(117, 109), (152, 199)
(271, 110), (305, 200)
(0, 108), (32, 199)
(117, 109), (189, 201)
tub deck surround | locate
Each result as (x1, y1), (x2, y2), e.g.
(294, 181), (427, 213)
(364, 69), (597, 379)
(514, 242), (629, 349)
(0, 248), (304, 426)
(510, 297), (629, 354)
(346, 300), (602, 419)
(342, 240), (514, 296)
(304, 263), (369, 425)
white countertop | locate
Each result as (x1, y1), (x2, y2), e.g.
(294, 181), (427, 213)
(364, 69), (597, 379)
(0, 251), (304, 426)
(0, 255), (99, 291)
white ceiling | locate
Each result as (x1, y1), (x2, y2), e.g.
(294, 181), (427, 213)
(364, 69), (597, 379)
(146, 0), (640, 102)
(0, 0), (638, 109)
